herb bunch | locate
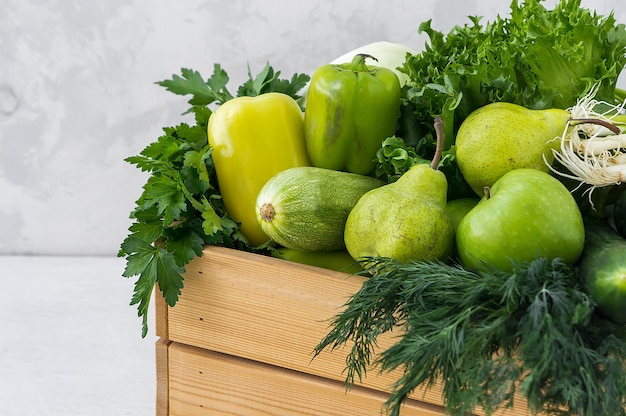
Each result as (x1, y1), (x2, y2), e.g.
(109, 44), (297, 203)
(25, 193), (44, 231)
(314, 257), (626, 416)
(118, 63), (310, 337)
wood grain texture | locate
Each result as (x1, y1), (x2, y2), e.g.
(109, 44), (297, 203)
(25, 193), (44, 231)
(167, 246), (424, 398)
(158, 246), (537, 416)
(156, 338), (171, 416)
(155, 286), (168, 339)
(167, 341), (447, 416)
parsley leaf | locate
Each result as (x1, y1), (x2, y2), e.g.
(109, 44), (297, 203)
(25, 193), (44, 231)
(163, 226), (205, 266)
(139, 176), (187, 226)
(121, 236), (185, 337)
(237, 62), (310, 107)
(156, 65), (234, 110)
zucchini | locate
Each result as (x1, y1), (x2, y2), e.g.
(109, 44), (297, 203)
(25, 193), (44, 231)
(614, 189), (626, 238)
(256, 167), (384, 251)
(271, 247), (363, 274)
(579, 217), (626, 323)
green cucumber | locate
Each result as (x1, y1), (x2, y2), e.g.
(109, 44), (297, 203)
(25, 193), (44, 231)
(614, 189), (626, 238)
(256, 166), (384, 251)
(579, 217), (626, 323)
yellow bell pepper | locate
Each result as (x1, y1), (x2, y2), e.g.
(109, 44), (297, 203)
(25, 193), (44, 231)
(208, 92), (311, 246)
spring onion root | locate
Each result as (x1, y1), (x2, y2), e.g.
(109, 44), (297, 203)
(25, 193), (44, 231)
(547, 85), (626, 203)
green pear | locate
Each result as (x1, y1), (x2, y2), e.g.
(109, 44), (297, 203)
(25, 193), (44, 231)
(447, 197), (480, 233)
(344, 163), (454, 264)
(456, 102), (570, 195)
(446, 197), (480, 262)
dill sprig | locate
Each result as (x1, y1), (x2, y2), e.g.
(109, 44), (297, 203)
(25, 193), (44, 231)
(314, 257), (626, 416)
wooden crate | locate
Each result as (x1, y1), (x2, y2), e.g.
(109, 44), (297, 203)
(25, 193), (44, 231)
(155, 245), (536, 416)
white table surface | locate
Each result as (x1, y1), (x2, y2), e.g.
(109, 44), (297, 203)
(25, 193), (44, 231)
(0, 255), (156, 416)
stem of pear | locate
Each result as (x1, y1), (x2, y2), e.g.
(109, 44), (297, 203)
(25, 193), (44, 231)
(484, 186), (491, 200)
(431, 115), (444, 170)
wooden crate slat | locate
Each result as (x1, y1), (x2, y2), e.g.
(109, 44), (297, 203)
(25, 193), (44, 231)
(156, 338), (172, 416)
(167, 341), (448, 416)
(167, 246), (435, 399)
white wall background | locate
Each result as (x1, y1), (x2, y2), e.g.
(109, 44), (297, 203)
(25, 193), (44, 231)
(2, 0), (625, 256)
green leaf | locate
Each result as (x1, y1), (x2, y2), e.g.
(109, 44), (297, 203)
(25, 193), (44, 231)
(237, 62), (273, 97)
(164, 227), (205, 266)
(236, 62), (310, 103)
(157, 68), (210, 97)
(122, 236), (186, 337)
(127, 220), (164, 245)
(182, 146), (213, 192)
(193, 105), (213, 128)
(153, 249), (185, 307)
(374, 136), (429, 182)
(120, 236), (158, 277)
(130, 270), (156, 338)
(139, 176), (187, 226)
(200, 199), (224, 236)
(180, 164), (208, 195)
(266, 72), (311, 99)
(140, 133), (181, 161)
(205, 64), (232, 101)
(124, 155), (168, 173)
(171, 122), (208, 150)
(156, 66), (234, 112)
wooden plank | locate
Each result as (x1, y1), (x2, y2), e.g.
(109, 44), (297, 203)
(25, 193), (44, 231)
(167, 246), (420, 398)
(156, 338), (172, 416)
(155, 286), (168, 339)
(167, 342), (448, 416)
(163, 246), (535, 416)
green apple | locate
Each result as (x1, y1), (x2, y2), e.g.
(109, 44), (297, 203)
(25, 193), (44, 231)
(456, 168), (585, 273)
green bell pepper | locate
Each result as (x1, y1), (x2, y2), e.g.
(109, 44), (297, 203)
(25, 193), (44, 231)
(304, 54), (401, 175)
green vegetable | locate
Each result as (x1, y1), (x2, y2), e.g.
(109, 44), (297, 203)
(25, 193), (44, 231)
(255, 166), (384, 251)
(314, 257), (626, 416)
(119, 63), (310, 337)
(271, 248), (363, 274)
(377, 0), (626, 197)
(546, 94), (626, 202)
(613, 188), (626, 238)
(329, 41), (417, 86)
(580, 217), (626, 323)
(304, 53), (401, 175)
